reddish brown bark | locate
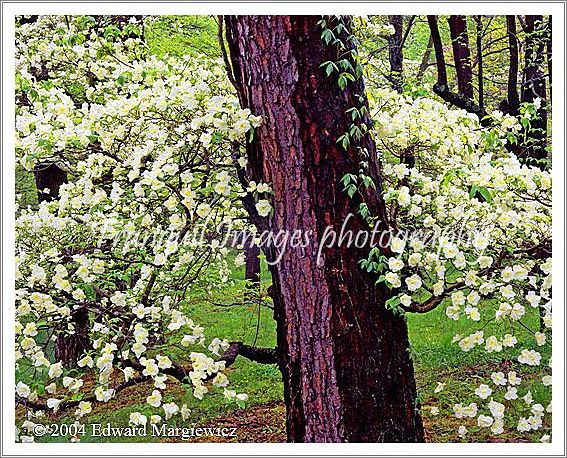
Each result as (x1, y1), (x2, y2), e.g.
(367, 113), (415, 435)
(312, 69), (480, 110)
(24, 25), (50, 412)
(225, 15), (423, 443)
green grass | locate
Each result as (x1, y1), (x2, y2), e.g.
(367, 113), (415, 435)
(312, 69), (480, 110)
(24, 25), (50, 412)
(145, 16), (220, 59)
(24, 258), (550, 443)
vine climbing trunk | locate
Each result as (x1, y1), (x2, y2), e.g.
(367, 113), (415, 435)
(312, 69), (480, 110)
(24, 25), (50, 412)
(225, 15), (423, 443)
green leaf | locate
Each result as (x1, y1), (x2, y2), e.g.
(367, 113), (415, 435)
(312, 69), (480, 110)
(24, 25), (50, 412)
(347, 184), (356, 198)
(321, 28), (333, 45)
(440, 170), (455, 188)
(337, 134), (350, 150)
(478, 186), (493, 203)
(385, 296), (401, 309)
(469, 185), (478, 199)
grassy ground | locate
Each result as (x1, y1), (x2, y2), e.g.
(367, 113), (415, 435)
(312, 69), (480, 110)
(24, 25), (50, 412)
(21, 256), (550, 443)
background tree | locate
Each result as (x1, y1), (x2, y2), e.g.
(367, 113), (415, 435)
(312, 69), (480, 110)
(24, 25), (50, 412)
(427, 15), (486, 120)
(387, 15), (404, 92)
(520, 15), (549, 167)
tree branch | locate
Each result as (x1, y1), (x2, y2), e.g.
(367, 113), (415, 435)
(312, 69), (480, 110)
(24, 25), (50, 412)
(16, 342), (278, 413)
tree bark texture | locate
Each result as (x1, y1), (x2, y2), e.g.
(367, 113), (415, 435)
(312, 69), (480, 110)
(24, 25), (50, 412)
(387, 15), (404, 93)
(447, 16), (474, 99)
(225, 15), (423, 443)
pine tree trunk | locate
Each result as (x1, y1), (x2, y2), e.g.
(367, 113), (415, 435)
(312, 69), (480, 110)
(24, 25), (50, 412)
(225, 15), (423, 443)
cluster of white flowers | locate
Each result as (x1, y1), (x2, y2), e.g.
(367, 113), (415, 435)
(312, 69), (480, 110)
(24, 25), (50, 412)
(15, 16), (258, 439)
(370, 87), (551, 439)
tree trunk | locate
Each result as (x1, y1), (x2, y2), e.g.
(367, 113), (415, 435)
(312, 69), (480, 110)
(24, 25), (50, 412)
(447, 15), (474, 99)
(244, 243), (261, 284)
(427, 16), (486, 121)
(416, 34), (433, 83)
(225, 15), (423, 443)
(34, 162), (91, 366)
(521, 15), (548, 167)
(55, 309), (91, 368)
(387, 15), (404, 93)
(474, 16), (484, 111)
(33, 162), (67, 203)
(546, 17), (552, 99)
(504, 15), (520, 115)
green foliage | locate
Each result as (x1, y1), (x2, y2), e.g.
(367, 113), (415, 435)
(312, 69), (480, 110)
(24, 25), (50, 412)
(145, 16), (220, 58)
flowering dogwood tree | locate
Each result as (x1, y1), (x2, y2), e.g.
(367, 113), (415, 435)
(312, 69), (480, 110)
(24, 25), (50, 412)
(14, 14), (552, 443)
(15, 16), (269, 441)
(367, 87), (551, 438)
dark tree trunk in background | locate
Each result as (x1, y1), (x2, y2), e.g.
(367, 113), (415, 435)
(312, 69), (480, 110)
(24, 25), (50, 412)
(428, 15), (486, 121)
(244, 243), (261, 284)
(499, 15), (523, 157)
(521, 15), (548, 167)
(225, 15), (423, 443)
(546, 17), (552, 99)
(33, 162), (67, 203)
(447, 16), (474, 99)
(416, 35), (433, 83)
(503, 15), (521, 116)
(34, 162), (91, 367)
(55, 309), (91, 368)
(474, 16), (484, 111)
(387, 15), (404, 93)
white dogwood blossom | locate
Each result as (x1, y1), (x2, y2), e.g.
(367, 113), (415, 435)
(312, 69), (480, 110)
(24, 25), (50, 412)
(15, 16), (255, 433)
(369, 87), (551, 439)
